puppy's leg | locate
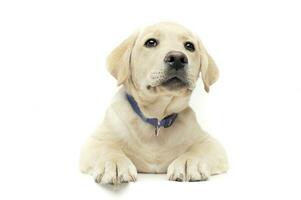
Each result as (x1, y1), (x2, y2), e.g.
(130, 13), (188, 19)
(79, 137), (137, 184)
(167, 136), (228, 182)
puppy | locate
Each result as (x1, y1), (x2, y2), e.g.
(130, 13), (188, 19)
(80, 22), (228, 184)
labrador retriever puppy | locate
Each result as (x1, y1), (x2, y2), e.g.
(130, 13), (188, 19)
(79, 22), (228, 184)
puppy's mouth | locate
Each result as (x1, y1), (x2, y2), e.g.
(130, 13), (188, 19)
(147, 69), (195, 91)
(161, 75), (188, 90)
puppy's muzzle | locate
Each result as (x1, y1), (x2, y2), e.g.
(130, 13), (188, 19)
(164, 51), (188, 71)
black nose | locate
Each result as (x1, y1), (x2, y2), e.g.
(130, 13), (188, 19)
(164, 51), (188, 70)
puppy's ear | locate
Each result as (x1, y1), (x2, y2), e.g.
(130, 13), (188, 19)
(106, 32), (138, 85)
(200, 53), (219, 92)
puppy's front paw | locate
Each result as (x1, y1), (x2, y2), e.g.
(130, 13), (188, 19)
(93, 158), (137, 185)
(167, 156), (210, 182)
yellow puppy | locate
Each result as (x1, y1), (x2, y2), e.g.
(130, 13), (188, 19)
(80, 22), (228, 184)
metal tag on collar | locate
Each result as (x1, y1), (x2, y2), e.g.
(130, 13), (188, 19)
(155, 121), (161, 136)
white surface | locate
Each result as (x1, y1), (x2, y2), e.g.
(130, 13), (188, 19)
(1, 0), (301, 199)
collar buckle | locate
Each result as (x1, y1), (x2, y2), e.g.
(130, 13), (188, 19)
(126, 93), (178, 134)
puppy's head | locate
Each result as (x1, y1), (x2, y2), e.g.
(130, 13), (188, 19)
(107, 22), (219, 96)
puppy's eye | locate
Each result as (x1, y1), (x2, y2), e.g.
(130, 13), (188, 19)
(184, 42), (195, 52)
(144, 38), (158, 48)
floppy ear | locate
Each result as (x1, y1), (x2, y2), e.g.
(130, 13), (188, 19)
(200, 53), (219, 93)
(106, 33), (138, 85)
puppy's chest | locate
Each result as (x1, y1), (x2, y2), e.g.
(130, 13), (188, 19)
(123, 142), (186, 173)
(119, 107), (196, 171)
(124, 119), (191, 159)
(122, 129), (191, 172)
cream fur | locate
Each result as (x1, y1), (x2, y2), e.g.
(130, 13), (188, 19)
(79, 22), (228, 184)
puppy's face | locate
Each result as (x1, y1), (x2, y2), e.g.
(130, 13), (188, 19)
(107, 22), (219, 96)
(131, 23), (201, 95)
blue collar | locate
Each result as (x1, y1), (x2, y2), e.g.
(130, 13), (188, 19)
(126, 93), (178, 135)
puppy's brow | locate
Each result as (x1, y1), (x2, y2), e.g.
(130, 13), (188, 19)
(143, 30), (161, 39)
(179, 34), (194, 42)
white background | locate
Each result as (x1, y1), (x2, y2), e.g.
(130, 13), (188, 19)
(1, 0), (301, 199)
